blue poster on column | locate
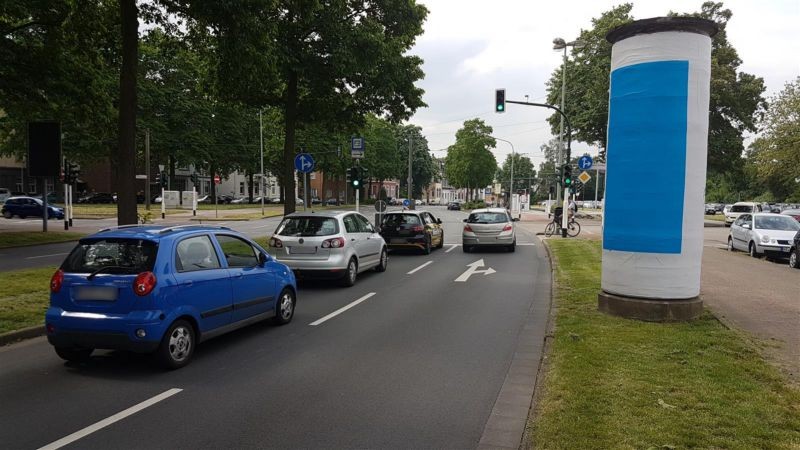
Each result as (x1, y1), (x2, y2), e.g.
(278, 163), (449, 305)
(603, 60), (689, 254)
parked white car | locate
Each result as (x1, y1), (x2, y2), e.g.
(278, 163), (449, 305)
(0, 188), (10, 203)
(728, 213), (800, 258)
(724, 201), (764, 227)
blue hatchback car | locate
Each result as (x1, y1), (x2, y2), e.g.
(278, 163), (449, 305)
(46, 225), (297, 369)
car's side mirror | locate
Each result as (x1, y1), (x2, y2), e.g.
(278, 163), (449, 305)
(436, 218), (442, 224)
(512, 217), (520, 222)
(462, 218), (467, 223)
(258, 252), (268, 266)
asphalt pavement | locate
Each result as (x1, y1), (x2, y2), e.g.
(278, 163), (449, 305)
(0, 207), (551, 449)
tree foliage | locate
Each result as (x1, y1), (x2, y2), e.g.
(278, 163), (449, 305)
(544, 2), (767, 178)
(747, 77), (800, 201)
(445, 119), (497, 199)
(396, 125), (435, 199)
(497, 154), (536, 193)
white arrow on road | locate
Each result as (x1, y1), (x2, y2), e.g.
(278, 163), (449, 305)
(454, 259), (496, 282)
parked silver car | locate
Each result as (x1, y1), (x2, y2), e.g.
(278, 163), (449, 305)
(462, 208), (518, 252)
(728, 213), (800, 258)
(267, 211), (388, 286)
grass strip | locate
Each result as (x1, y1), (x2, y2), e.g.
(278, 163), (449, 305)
(705, 214), (725, 221)
(529, 239), (800, 449)
(0, 266), (55, 334)
(0, 231), (84, 249)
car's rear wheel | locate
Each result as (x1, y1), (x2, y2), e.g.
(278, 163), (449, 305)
(508, 240), (516, 252)
(789, 249), (799, 269)
(727, 237), (735, 252)
(749, 242), (760, 258)
(55, 347), (93, 363)
(423, 236), (432, 255)
(340, 257), (358, 287)
(436, 232), (444, 249)
(2, 211), (12, 219)
(375, 248), (388, 272)
(19, 214), (26, 219)
(463, 244), (471, 253)
(156, 319), (195, 370)
(273, 288), (295, 325)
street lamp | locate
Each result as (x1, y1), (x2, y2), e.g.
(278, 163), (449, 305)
(487, 135), (515, 205)
(552, 37), (583, 206)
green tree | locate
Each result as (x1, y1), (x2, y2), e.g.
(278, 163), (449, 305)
(172, 0), (429, 214)
(445, 119), (497, 201)
(746, 77), (800, 202)
(397, 125), (435, 199)
(544, 2), (767, 179)
(497, 154), (536, 193)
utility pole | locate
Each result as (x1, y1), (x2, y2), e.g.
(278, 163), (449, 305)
(145, 129), (150, 211)
(259, 110), (264, 216)
(407, 134), (414, 210)
(556, 45), (567, 206)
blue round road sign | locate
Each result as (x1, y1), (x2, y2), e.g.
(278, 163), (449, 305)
(402, 199), (410, 207)
(578, 155), (593, 170)
(294, 153), (315, 173)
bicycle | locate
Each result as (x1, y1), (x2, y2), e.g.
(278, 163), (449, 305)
(544, 214), (581, 237)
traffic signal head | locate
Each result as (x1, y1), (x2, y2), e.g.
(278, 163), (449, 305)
(160, 171), (168, 188)
(495, 89), (506, 113)
(349, 167), (361, 187)
(562, 164), (572, 187)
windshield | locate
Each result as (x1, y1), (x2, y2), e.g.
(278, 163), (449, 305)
(61, 238), (158, 274)
(467, 212), (509, 224)
(276, 217), (339, 236)
(382, 214), (421, 227)
(731, 205), (753, 213)
(754, 216), (800, 231)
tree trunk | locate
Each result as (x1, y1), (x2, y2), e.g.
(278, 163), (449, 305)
(248, 172), (254, 202)
(282, 72), (298, 215)
(116, 0), (138, 225)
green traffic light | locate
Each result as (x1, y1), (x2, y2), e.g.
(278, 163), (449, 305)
(496, 105), (504, 111)
(565, 178), (572, 186)
(353, 180), (360, 186)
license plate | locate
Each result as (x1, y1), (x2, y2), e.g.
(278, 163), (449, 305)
(391, 238), (407, 244)
(74, 286), (118, 301)
(289, 246), (316, 254)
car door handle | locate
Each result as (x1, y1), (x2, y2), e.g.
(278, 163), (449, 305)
(181, 280), (193, 287)
(233, 273), (243, 278)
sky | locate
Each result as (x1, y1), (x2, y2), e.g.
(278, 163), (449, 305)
(408, 0), (800, 167)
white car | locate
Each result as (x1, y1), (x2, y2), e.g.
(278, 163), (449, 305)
(462, 207), (518, 252)
(267, 211), (387, 286)
(0, 188), (10, 203)
(724, 201), (764, 227)
(728, 213), (800, 258)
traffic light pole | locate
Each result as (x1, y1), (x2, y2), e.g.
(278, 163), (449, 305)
(145, 129), (151, 211)
(161, 187), (165, 219)
(505, 99), (572, 208)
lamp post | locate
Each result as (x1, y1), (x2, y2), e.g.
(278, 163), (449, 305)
(552, 37), (583, 206)
(259, 109), (264, 216)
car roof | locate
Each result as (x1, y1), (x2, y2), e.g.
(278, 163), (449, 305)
(283, 210), (361, 219)
(469, 208), (509, 214)
(384, 210), (428, 215)
(87, 225), (236, 241)
(751, 213), (788, 217)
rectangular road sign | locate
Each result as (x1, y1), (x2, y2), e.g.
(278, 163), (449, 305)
(351, 137), (365, 159)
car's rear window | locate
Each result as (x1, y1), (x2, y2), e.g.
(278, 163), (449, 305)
(62, 238), (158, 274)
(731, 205), (753, 213)
(467, 212), (510, 224)
(383, 214), (421, 226)
(276, 217), (339, 236)
(754, 216), (800, 231)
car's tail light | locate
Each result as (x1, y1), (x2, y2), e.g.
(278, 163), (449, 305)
(269, 237), (283, 248)
(411, 225), (424, 233)
(502, 224), (513, 232)
(464, 225), (473, 232)
(50, 269), (64, 293)
(133, 272), (157, 296)
(322, 237), (345, 248)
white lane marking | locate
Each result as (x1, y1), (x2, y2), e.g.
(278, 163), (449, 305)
(38, 388), (183, 450)
(517, 243), (536, 246)
(309, 292), (376, 326)
(407, 260), (433, 275)
(26, 252), (70, 260)
(455, 259), (496, 282)
(445, 244), (459, 253)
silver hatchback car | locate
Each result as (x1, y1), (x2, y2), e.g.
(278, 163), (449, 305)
(462, 208), (518, 252)
(267, 211), (388, 286)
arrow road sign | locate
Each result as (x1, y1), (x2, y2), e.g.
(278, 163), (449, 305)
(578, 155), (593, 170)
(454, 259), (496, 282)
(294, 153), (315, 174)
